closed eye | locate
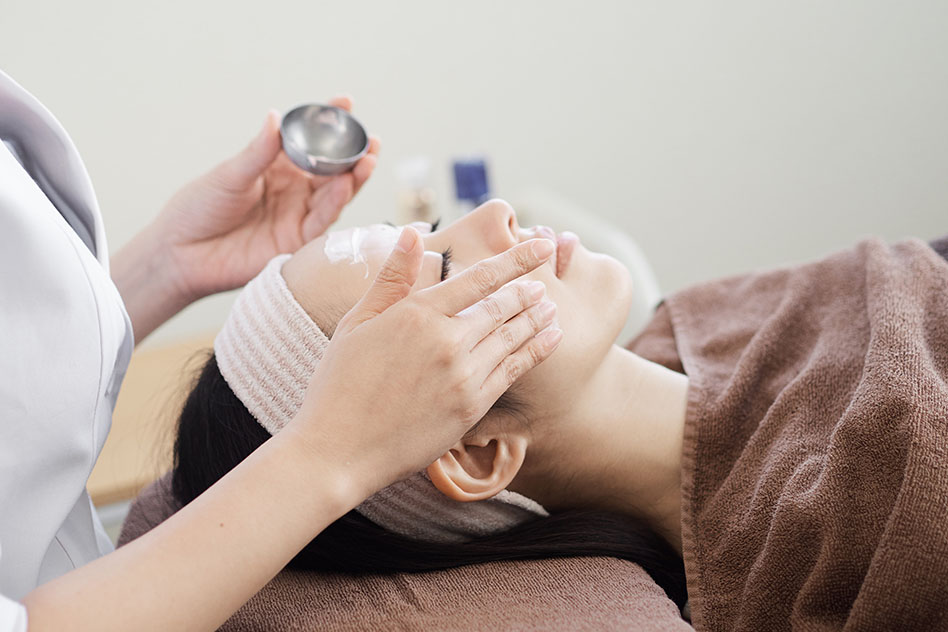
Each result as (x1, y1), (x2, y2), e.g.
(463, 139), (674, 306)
(440, 247), (453, 281)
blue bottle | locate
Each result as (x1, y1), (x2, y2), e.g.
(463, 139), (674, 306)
(453, 158), (491, 215)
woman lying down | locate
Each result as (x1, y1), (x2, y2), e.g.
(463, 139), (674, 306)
(172, 199), (948, 630)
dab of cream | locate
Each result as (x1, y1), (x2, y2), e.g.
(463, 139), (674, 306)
(324, 226), (399, 278)
(324, 228), (367, 277)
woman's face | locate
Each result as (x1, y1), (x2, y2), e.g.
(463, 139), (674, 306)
(283, 199), (634, 425)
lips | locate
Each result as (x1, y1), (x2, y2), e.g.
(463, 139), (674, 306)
(555, 231), (578, 278)
(532, 225), (577, 278)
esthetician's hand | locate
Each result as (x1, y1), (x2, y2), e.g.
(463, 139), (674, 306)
(288, 227), (563, 501)
(113, 96), (380, 343)
(157, 95), (380, 300)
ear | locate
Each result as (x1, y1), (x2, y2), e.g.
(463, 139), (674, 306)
(426, 431), (528, 502)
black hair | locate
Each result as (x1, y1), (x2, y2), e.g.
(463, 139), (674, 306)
(171, 353), (688, 609)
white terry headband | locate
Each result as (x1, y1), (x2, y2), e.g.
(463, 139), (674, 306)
(214, 254), (548, 543)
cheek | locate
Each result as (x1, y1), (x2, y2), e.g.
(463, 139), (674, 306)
(511, 320), (599, 413)
(514, 258), (632, 409)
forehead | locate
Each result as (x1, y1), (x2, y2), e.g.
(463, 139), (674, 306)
(282, 224), (400, 326)
(323, 224), (400, 266)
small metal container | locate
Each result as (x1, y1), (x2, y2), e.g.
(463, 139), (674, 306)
(280, 104), (369, 175)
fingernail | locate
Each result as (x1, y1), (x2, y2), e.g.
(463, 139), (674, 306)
(395, 227), (417, 253)
(262, 110), (279, 136)
(539, 300), (556, 321)
(543, 327), (564, 346)
(527, 280), (546, 300)
(531, 239), (555, 259)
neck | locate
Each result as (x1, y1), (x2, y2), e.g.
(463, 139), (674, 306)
(515, 345), (689, 554)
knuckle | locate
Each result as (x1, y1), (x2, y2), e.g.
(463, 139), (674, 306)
(401, 302), (428, 328)
(524, 305), (543, 332)
(498, 323), (517, 352)
(480, 295), (504, 325)
(440, 339), (461, 365)
(439, 327), (466, 360)
(449, 377), (468, 397)
(514, 282), (533, 308)
(376, 264), (413, 289)
(503, 356), (526, 387)
(464, 364), (478, 384)
(527, 340), (546, 366)
(453, 358), (477, 384)
(511, 244), (535, 273)
(469, 264), (499, 295)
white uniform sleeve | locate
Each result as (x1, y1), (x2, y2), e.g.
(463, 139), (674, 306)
(0, 594), (26, 632)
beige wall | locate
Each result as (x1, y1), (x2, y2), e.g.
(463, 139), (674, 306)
(4, 1), (947, 346)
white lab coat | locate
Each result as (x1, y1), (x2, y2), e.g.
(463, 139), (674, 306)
(0, 69), (134, 631)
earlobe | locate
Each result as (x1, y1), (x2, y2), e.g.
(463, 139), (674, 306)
(427, 434), (528, 502)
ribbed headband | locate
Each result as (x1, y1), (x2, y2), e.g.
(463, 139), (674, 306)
(214, 254), (548, 543)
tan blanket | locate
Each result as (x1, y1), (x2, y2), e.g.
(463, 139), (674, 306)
(120, 476), (693, 630)
(631, 238), (948, 630)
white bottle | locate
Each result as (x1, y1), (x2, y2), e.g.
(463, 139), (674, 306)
(395, 156), (438, 225)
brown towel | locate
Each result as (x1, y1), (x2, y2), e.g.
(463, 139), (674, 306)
(631, 238), (948, 631)
(121, 476), (693, 630)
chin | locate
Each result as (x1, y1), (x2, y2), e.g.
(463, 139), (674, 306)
(568, 248), (635, 340)
(604, 255), (636, 335)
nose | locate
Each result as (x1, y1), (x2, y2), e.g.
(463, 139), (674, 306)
(464, 199), (520, 254)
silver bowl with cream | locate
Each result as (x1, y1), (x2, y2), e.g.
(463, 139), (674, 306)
(280, 104), (369, 175)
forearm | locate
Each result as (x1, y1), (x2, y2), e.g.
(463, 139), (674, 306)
(23, 428), (360, 632)
(111, 224), (195, 344)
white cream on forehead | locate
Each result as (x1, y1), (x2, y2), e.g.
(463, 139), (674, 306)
(324, 225), (399, 278)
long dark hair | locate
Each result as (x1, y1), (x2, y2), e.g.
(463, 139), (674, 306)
(172, 353), (688, 608)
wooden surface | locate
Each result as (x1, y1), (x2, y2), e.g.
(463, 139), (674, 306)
(88, 336), (214, 506)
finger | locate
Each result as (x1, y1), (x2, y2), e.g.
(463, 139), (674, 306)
(469, 300), (557, 375)
(365, 135), (382, 157)
(214, 110), (282, 190)
(455, 279), (547, 348)
(337, 227), (424, 330)
(301, 135), (379, 240)
(328, 95), (354, 111)
(351, 155), (378, 195)
(420, 238), (555, 316)
(481, 326), (563, 397)
(302, 177), (353, 240)
(351, 142), (379, 194)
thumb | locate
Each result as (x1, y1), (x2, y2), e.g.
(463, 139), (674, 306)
(340, 227), (424, 329)
(217, 110), (282, 188)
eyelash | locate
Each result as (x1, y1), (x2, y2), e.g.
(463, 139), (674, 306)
(440, 247), (453, 281)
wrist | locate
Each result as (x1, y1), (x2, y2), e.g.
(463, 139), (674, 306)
(273, 421), (374, 515)
(111, 223), (197, 343)
(145, 218), (208, 305)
